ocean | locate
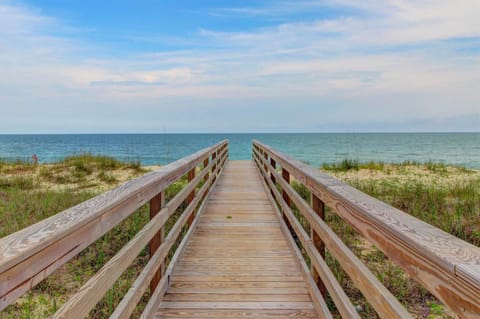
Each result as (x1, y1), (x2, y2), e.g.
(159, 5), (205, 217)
(0, 133), (479, 168)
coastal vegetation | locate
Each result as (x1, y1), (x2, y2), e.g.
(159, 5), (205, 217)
(0, 155), (187, 318)
(289, 160), (479, 318)
(0, 156), (478, 318)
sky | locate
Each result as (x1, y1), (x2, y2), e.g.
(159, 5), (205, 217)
(0, 0), (479, 133)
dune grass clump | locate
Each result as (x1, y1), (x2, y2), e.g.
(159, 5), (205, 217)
(62, 153), (145, 173)
(62, 153), (122, 171)
(322, 158), (474, 175)
(322, 158), (360, 171)
(125, 159), (143, 172)
(0, 176), (37, 190)
(97, 171), (118, 184)
(322, 159), (389, 172)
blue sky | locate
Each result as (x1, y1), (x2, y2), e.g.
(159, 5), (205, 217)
(0, 0), (479, 133)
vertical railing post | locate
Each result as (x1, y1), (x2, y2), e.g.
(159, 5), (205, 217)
(201, 156), (210, 200)
(149, 192), (165, 293)
(187, 167), (196, 226)
(212, 151), (217, 183)
(281, 168), (292, 228)
(281, 168), (291, 206)
(203, 157), (210, 182)
(270, 158), (276, 198)
(311, 194), (327, 296)
(263, 149), (268, 174)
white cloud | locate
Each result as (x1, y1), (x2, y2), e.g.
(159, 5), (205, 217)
(0, 0), (479, 132)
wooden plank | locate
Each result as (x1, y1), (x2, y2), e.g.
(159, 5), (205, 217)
(162, 294), (312, 302)
(156, 309), (319, 318)
(166, 287), (309, 294)
(150, 161), (321, 319)
(168, 282), (308, 291)
(158, 301), (314, 309)
(170, 275), (305, 282)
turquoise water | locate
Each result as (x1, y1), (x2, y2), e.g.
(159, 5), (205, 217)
(0, 133), (479, 168)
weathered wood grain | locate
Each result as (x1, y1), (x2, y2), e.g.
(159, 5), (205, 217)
(255, 152), (360, 319)
(254, 139), (480, 318)
(311, 194), (327, 296)
(111, 152), (226, 319)
(140, 153), (228, 319)
(149, 192), (165, 293)
(0, 140), (227, 311)
(155, 309), (319, 318)
(54, 151), (229, 319)
(5, 137), (477, 319)
(255, 159), (334, 319)
(254, 149), (410, 318)
(153, 161), (322, 319)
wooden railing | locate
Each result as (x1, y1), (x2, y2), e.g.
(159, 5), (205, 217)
(252, 140), (480, 319)
(0, 140), (229, 318)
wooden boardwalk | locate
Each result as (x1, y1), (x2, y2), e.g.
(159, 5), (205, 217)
(156, 160), (319, 318)
(2, 140), (479, 319)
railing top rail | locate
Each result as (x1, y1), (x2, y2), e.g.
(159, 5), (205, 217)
(253, 139), (480, 280)
(0, 139), (228, 274)
(253, 139), (480, 316)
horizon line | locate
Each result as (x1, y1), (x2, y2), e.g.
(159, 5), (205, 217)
(0, 131), (479, 135)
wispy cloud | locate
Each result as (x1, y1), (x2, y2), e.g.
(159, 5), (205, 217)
(0, 0), (479, 132)
(209, 1), (334, 18)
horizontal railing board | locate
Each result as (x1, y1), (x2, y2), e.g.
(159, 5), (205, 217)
(254, 149), (409, 318)
(0, 140), (227, 311)
(55, 149), (228, 319)
(253, 140), (480, 318)
(111, 149), (227, 319)
(0, 139), (225, 271)
(140, 151), (228, 319)
(253, 156), (333, 319)
(253, 140), (480, 272)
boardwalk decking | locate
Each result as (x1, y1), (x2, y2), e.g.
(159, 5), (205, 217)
(2, 140), (478, 318)
(156, 160), (319, 318)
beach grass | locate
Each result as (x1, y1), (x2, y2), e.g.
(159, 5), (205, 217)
(0, 156), (478, 318)
(0, 154), (190, 318)
(289, 160), (479, 318)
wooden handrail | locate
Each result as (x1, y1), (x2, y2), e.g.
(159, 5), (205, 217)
(252, 140), (480, 319)
(0, 140), (229, 316)
(141, 151), (229, 319)
(253, 148), (408, 318)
